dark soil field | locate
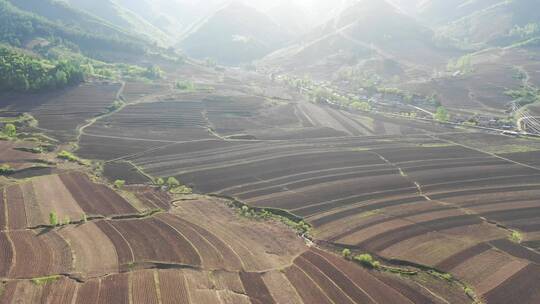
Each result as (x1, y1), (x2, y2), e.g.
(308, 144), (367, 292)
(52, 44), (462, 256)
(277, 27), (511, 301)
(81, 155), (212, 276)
(0, 82), (121, 142)
(2, 60), (540, 303)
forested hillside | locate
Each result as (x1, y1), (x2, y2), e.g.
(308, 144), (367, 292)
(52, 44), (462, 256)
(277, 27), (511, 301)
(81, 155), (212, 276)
(0, 0), (147, 61)
(64, 0), (170, 45)
(0, 46), (85, 92)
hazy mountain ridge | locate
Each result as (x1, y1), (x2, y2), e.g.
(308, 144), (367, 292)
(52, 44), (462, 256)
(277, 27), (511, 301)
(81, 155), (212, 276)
(179, 2), (292, 65)
(261, 0), (457, 80)
(64, 0), (171, 45)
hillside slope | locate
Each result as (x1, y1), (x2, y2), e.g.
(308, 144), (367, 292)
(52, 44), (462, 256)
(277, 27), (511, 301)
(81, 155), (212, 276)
(0, 0), (147, 60)
(179, 2), (291, 65)
(436, 0), (540, 48)
(262, 0), (456, 80)
(64, 0), (170, 45)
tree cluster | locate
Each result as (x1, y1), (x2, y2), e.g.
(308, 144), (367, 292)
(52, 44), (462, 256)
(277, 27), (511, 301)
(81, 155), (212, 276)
(0, 46), (85, 92)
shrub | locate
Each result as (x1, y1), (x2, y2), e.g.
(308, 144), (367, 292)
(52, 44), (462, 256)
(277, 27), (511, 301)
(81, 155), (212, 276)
(3, 123), (16, 137)
(0, 164), (14, 175)
(295, 221), (310, 234)
(342, 248), (352, 259)
(63, 216), (70, 225)
(350, 101), (371, 111)
(155, 177), (165, 186)
(114, 179), (125, 189)
(143, 65), (163, 80)
(169, 185), (192, 194)
(57, 150), (79, 162)
(176, 80), (195, 91)
(354, 253), (379, 268)
(108, 100), (124, 111)
(510, 230), (523, 243)
(434, 106), (450, 122)
(81, 214), (88, 223)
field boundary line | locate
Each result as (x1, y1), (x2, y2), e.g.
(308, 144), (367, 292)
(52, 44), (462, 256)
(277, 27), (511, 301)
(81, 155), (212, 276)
(4, 230), (15, 277)
(292, 263), (339, 304)
(154, 217), (204, 267)
(413, 281), (451, 304)
(169, 218), (230, 269)
(217, 164), (389, 195)
(2, 188), (8, 231)
(298, 255), (358, 304)
(153, 269), (163, 304)
(309, 250), (381, 304)
(106, 221), (136, 264)
(193, 219), (264, 272)
(128, 271), (134, 304)
(231, 167), (399, 198)
(431, 134), (540, 172)
(292, 187), (418, 216)
(70, 282), (80, 304)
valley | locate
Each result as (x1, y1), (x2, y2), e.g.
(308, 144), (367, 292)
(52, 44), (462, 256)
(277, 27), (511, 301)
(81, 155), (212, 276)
(1, 0), (540, 303)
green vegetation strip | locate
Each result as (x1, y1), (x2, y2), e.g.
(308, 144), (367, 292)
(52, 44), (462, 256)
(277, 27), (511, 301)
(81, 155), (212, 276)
(210, 194), (310, 234)
(31, 275), (61, 286)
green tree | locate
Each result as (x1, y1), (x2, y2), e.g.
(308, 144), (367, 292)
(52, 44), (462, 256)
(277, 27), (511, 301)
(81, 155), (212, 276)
(3, 123), (16, 137)
(434, 106), (450, 122)
(342, 248), (352, 259)
(143, 65), (163, 80)
(49, 212), (58, 226)
(166, 177), (180, 188)
(350, 101), (371, 112)
(114, 179), (125, 189)
(55, 70), (68, 87)
(354, 253), (379, 268)
(155, 177), (165, 186)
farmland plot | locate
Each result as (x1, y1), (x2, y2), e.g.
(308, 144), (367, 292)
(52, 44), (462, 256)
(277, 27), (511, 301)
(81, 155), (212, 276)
(144, 129), (540, 302)
(0, 83), (121, 142)
(0, 250), (468, 304)
(0, 172), (149, 229)
(0, 140), (47, 171)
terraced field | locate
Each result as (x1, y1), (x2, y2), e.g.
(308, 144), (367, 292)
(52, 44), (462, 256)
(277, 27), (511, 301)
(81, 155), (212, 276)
(132, 131), (540, 303)
(0, 140), (49, 171)
(2, 61), (540, 303)
(0, 181), (467, 303)
(0, 83), (121, 142)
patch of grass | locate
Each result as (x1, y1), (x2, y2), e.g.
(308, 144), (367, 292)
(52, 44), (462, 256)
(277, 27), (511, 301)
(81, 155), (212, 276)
(175, 80), (195, 91)
(357, 210), (381, 219)
(31, 275), (60, 286)
(497, 144), (540, 153)
(380, 265), (418, 275)
(428, 270), (453, 281)
(418, 143), (456, 148)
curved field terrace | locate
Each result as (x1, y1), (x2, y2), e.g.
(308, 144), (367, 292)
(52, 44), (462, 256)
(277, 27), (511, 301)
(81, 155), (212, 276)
(1, 61), (540, 303)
